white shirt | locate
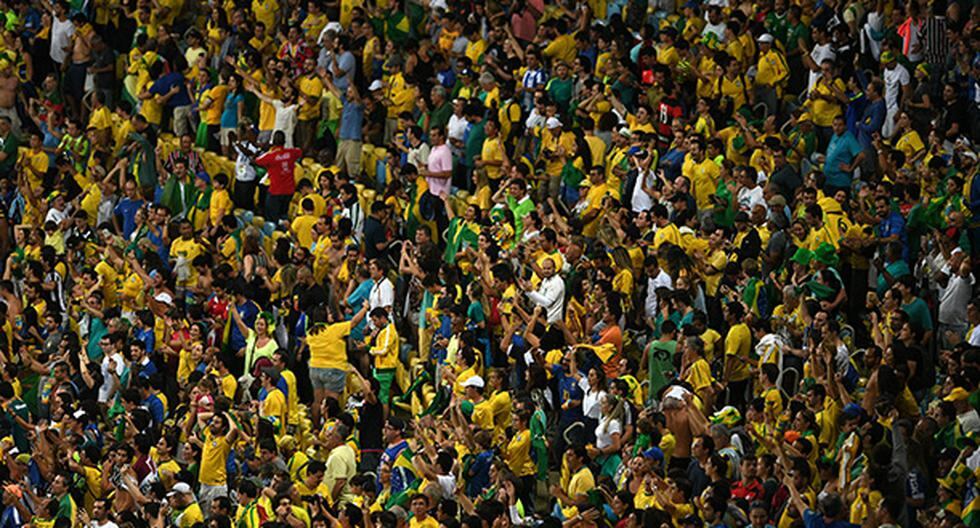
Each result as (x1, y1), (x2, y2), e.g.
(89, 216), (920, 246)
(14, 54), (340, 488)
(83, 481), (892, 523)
(702, 21), (727, 42)
(448, 114), (468, 142)
(369, 278), (394, 312)
(939, 268), (974, 326)
(527, 274), (565, 324)
(807, 43), (836, 93)
(644, 269), (673, 320)
(271, 100), (298, 148)
(50, 16), (74, 64)
(959, 409), (980, 435)
(45, 207), (68, 225)
(595, 417), (622, 450)
(98, 352), (125, 402)
(883, 63), (910, 109)
(630, 169), (656, 212)
(737, 185), (765, 212)
(578, 378), (606, 419)
(235, 141), (261, 182)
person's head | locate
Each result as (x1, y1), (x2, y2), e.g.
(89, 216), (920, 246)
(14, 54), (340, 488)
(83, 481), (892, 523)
(832, 115), (847, 135)
(410, 494), (430, 519)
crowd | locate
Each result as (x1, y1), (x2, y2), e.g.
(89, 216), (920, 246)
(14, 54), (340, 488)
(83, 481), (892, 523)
(0, 0), (977, 526)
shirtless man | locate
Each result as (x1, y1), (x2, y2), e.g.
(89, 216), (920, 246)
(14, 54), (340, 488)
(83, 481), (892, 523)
(67, 13), (95, 121)
(0, 64), (19, 136)
(661, 387), (708, 472)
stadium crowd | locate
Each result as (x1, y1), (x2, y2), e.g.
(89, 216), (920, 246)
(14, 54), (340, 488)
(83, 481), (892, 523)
(0, 0), (977, 526)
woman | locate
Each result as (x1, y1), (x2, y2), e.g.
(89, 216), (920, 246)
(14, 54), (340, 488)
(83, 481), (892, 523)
(219, 74), (245, 156)
(241, 229), (271, 306)
(505, 407), (538, 511)
(230, 304), (278, 391)
(589, 394), (625, 478)
(570, 353), (607, 445)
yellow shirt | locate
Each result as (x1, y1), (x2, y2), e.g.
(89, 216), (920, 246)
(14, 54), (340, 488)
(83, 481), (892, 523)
(756, 49), (789, 88)
(684, 357), (713, 396)
(88, 106), (112, 130)
(298, 74), (324, 120)
(504, 429), (536, 477)
(199, 428), (231, 486)
(539, 129), (576, 176)
(653, 223), (682, 250)
(725, 323), (752, 382)
(169, 237), (205, 287)
(307, 321), (352, 370)
(561, 466), (596, 518)
(210, 189), (232, 228)
(220, 373), (237, 400)
(465, 39), (487, 64)
(410, 516), (439, 528)
(684, 158), (721, 210)
(810, 77), (846, 127)
(386, 73), (416, 118)
(22, 148), (49, 189)
(480, 136), (505, 180)
(291, 214), (318, 249)
(543, 33), (577, 65)
(894, 129), (924, 167)
(251, 0), (278, 30)
(261, 387), (287, 428)
(471, 398), (494, 431)
(202, 85), (229, 126)
(369, 323), (399, 370)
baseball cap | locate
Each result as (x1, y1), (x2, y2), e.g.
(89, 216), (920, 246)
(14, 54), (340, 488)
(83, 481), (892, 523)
(945, 387), (971, 402)
(368, 80), (383, 91)
(153, 292), (174, 305)
(167, 482), (193, 497)
(880, 51), (896, 63)
(757, 33), (774, 43)
(617, 127), (632, 138)
(461, 375), (485, 389)
(546, 117), (563, 129)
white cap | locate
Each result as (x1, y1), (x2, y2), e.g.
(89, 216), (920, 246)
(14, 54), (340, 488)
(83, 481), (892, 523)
(461, 375), (485, 389)
(757, 33), (775, 43)
(167, 482), (193, 497)
(545, 117), (562, 129)
(72, 410), (86, 420)
(368, 80), (384, 92)
(153, 292), (174, 305)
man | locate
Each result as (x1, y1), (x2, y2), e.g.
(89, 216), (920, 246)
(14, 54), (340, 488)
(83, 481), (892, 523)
(255, 131), (302, 222)
(362, 201), (389, 260)
(379, 417), (412, 495)
(327, 72), (365, 178)
(723, 302), (752, 408)
(367, 307), (399, 417)
(823, 115), (865, 193)
(522, 257), (564, 324)
(0, 117), (18, 179)
(184, 411), (238, 516)
(324, 423), (358, 506)
(296, 57), (324, 151)
(643, 255), (673, 323)
(422, 125), (453, 234)
(881, 51), (910, 139)
(683, 137), (720, 213)
(549, 445), (595, 520)
(166, 483), (203, 528)
(754, 33), (788, 115)
(368, 259), (394, 317)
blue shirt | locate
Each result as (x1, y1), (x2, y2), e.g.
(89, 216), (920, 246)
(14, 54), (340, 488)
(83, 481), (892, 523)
(856, 98), (885, 151)
(824, 130), (863, 188)
(338, 95), (364, 141)
(142, 394), (165, 424)
(379, 439), (411, 494)
(555, 367), (585, 422)
(114, 198), (144, 239)
(802, 510), (859, 528)
(230, 300), (258, 351)
(221, 92), (245, 128)
(876, 210), (908, 259)
(465, 450), (493, 497)
(346, 279), (373, 341)
(149, 72), (192, 108)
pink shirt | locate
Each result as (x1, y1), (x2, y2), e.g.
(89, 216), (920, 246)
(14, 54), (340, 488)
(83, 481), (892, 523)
(426, 143), (453, 197)
(511, 11), (537, 43)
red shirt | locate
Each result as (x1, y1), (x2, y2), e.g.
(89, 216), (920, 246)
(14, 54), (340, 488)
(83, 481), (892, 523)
(257, 147), (302, 196)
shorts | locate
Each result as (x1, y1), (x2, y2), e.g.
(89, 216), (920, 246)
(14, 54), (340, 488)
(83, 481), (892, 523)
(310, 367), (347, 393)
(220, 127), (238, 147)
(373, 368), (396, 404)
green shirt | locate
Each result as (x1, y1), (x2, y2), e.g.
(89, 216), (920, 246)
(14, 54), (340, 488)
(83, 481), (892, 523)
(902, 297), (934, 332)
(463, 120), (486, 167)
(429, 102), (453, 131)
(647, 340), (677, 402)
(506, 195), (535, 240)
(0, 132), (18, 173)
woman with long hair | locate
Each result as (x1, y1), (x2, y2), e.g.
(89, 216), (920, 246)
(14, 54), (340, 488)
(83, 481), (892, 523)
(590, 393), (625, 477)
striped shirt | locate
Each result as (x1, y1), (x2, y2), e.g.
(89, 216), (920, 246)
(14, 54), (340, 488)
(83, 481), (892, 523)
(521, 68), (548, 90)
(922, 16), (949, 66)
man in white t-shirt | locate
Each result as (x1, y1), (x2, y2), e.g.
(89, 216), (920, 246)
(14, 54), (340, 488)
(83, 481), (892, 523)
(881, 51), (910, 138)
(806, 26), (836, 93)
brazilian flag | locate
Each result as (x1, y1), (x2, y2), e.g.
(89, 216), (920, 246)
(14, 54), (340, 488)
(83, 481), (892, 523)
(444, 218), (479, 265)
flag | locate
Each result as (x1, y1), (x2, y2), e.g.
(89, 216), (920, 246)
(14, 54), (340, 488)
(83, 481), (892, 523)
(444, 218), (479, 265)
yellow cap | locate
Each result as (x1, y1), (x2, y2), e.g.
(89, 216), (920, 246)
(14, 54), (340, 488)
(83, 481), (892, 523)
(944, 387), (970, 402)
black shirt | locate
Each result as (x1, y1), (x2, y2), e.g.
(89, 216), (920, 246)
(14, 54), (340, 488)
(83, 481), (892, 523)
(362, 216), (386, 260)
